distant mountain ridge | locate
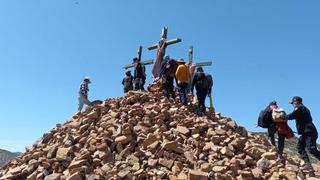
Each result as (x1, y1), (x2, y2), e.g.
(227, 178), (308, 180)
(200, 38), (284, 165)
(0, 149), (20, 168)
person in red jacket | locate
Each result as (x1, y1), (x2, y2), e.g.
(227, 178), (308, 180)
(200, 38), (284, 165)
(269, 101), (294, 160)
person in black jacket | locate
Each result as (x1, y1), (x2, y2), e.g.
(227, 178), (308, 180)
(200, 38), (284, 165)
(191, 67), (213, 115)
(133, 57), (146, 91)
(265, 101), (277, 147)
(160, 59), (177, 99)
(286, 96), (320, 169)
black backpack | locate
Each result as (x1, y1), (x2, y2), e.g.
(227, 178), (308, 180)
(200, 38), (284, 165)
(197, 73), (213, 91)
(257, 108), (272, 128)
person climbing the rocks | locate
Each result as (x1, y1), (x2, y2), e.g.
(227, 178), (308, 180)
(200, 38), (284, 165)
(158, 55), (171, 79)
(191, 67), (213, 116)
(285, 96), (320, 170)
(269, 102), (294, 160)
(175, 59), (190, 105)
(77, 77), (91, 113)
(160, 58), (178, 99)
(133, 57), (146, 91)
(122, 70), (133, 93)
(257, 101), (278, 147)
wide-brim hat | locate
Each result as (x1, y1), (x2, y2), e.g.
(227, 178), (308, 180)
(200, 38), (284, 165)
(177, 59), (185, 63)
(84, 76), (91, 83)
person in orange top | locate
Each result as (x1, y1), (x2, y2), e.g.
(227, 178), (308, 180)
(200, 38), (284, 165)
(175, 59), (190, 105)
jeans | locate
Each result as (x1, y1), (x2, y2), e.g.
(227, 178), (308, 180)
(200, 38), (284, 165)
(297, 132), (320, 163)
(197, 90), (208, 114)
(78, 94), (91, 112)
(178, 83), (188, 105)
(134, 78), (145, 91)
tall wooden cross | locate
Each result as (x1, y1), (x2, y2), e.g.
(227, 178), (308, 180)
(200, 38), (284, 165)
(188, 46), (212, 68)
(148, 26), (182, 78)
(123, 46), (154, 69)
(187, 46), (213, 91)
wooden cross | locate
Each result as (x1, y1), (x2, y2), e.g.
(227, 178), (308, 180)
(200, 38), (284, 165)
(147, 26), (182, 50)
(187, 46), (213, 92)
(123, 46), (154, 69)
(148, 26), (182, 78)
(188, 46), (212, 67)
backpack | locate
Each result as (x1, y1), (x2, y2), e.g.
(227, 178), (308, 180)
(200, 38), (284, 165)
(197, 73), (213, 91)
(258, 108), (272, 128)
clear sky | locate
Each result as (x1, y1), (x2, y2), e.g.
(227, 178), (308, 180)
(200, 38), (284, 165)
(0, 0), (320, 152)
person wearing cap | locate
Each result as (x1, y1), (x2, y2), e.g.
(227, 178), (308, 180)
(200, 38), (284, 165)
(122, 70), (134, 93)
(133, 57), (146, 91)
(78, 77), (92, 112)
(175, 59), (190, 105)
(286, 96), (320, 169)
(191, 67), (213, 115)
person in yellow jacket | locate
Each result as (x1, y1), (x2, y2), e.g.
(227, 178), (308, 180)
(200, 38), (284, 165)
(175, 59), (190, 105)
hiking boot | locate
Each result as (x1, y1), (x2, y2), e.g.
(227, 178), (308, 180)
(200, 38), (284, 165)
(301, 163), (313, 171)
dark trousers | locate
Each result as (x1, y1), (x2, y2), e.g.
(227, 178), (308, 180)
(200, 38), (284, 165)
(134, 78), (145, 91)
(268, 124), (276, 146)
(124, 86), (133, 93)
(197, 90), (207, 113)
(178, 83), (188, 105)
(297, 132), (320, 163)
(163, 83), (176, 99)
(268, 125), (285, 156)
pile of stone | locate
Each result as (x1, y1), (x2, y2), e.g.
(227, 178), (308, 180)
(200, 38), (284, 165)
(1, 83), (319, 180)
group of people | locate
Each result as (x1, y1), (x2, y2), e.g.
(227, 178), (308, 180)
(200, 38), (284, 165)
(259, 96), (320, 170)
(76, 56), (214, 117)
(76, 62), (320, 171)
(122, 56), (213, 115)
(122, 57), (147, 92)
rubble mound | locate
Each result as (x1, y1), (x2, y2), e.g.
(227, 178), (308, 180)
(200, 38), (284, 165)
(1, 83), (320, 180)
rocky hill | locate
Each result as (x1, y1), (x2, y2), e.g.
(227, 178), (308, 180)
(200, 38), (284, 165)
(252, 132), (320, 164)
(0, 149), (19, 168)
(1, 83), (319, 180)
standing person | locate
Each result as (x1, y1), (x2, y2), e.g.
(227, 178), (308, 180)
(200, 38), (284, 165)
(160, 59), (177, 99)
(175, 59), (190, 105)
(133, 57), (146, 91)
(78, 77), (91, 113)
(122, 70), (133, 93)
(158, 55), (171, 79)
(286, 96), (320, 169)
(191, 67), (213, 116)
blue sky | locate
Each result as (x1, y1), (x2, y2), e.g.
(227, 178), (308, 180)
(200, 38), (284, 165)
(0, 0), (320, 152)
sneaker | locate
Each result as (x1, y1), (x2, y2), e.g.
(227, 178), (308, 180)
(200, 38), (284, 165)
(277, 155), (285, 161)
